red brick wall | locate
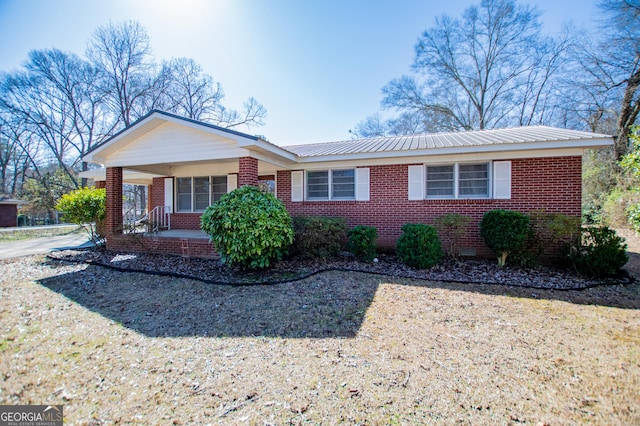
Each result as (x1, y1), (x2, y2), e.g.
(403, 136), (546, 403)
(105, 167), (123, 239)
(112, 156), (582, 258)
(149, 177), (203, 230)
(108, 234), (218, 259)
(279, 156), (582, 256)
(0, 205), (17, 227)
(238, 156), (258, 186)
(151, 177), (166, 212)
(95, 180), (106, 189)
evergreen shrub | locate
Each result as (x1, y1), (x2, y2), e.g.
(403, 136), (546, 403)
(396, 223), (443, 269)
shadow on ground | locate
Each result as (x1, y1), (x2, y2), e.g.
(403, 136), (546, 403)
(38, 263), (379, 339)
(37, 255), (640, 339)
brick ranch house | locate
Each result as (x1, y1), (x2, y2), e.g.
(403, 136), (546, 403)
(81, 110), (613, 259)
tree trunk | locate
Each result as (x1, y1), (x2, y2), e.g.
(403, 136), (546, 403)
(614, 67), (640, 160)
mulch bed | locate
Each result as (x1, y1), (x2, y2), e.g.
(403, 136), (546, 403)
(47, 247), (634, 290)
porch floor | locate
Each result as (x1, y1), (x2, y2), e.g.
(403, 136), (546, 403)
(146, 229), (210, 239)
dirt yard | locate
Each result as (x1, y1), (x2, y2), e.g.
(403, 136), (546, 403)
(1, 248), (639, 425)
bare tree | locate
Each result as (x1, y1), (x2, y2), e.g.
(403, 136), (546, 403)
(1, 49), (115, 188)
(87, 20), (156, 127)
(162, 57), (224, 120)
(0, 115), (36, 195)
(214, 96), (266, 129)
(591, 0), (640, 159)
(1, 69), (80, 187)
(26, 50), (115, 173)
(363, 0), (570, 135)
(0, 19), (268, 202)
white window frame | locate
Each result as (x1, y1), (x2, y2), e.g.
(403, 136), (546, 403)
(305, 169), (356, 201)
(418, 161), (493, 200)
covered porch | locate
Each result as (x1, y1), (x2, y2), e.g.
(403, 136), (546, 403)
(81, 110), (296, 258)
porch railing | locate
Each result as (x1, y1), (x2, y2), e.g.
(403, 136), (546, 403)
(123, 207), (148, 233)
(147, 205), (171, 232)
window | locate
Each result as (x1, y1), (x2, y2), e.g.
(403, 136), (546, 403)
(194, 177), (210, 210)
(176, 176), (228, 212)
(332, 169), (355, 199)
(211, 176), (227, 202)
(459, 163), (489, 197)
(176, 177), (192, 212)
(307, 171), (329, 199)
(258, 176), (276, 194)
(426, 165), (454, 198)
(306, 169), (355, 200)
(424, 163), (490, 199)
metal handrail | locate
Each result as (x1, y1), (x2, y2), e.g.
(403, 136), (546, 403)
(148, 205), (171, 232)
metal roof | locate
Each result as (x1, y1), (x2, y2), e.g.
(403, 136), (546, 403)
(283, 126), (613, 158)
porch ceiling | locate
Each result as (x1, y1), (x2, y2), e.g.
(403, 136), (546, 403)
(80, 157), (286, 185)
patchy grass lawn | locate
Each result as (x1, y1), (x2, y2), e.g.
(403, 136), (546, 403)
(0, 225), (82, 242)
(1, 255), (639, 425)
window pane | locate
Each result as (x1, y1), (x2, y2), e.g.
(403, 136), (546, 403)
(332, 169), (355, 199)
(258, 179), (276, 194)
(176, 178), (192, 211)
(426, 165), (454, 197)
(193, 177), (210, 210)
(307, 171), (329, 199)
(211, 176), (228, 202)
(459, 163), (489, 197)
(177, 195), (191, 211)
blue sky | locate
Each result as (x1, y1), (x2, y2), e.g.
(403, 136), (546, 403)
(0, 0), (598, 146)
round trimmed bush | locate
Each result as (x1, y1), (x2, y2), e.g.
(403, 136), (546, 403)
(200, 185), (294, 269)
(396, 223), (443, 269)
(347, 225), (378, 262)
(480, 209), (530, 267)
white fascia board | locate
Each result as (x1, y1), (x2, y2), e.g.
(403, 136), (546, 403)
(78, 168), (165, 183)
(102, 149), (251, 168)
(237, 138), (298, 162)
(244, 150), (298, 169)
(293, 138), (612, 166)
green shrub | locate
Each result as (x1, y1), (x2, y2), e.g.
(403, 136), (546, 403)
(512, 211), (581, 266)
(291, 216), (347, 259)
(55, 187), (106, 244)
(200, 185), (294, 269)
(347, 225), (378, 262)
(627, 203), (640, 232)
(567, 226), (628, 277)
(601, 188), (640, 228)
(479, 209), (530, 267)
(434, 213), (470, 257)
(396, 223), (443, 269)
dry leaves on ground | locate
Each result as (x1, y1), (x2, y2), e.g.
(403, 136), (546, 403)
(1, 254), (639, 425)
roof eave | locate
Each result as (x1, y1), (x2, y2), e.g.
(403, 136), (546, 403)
(293, 138), (614, 163)
(237, 138), (298, 163)
(82, 110), (264, 164)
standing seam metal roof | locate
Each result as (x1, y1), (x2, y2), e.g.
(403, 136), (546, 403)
(282, 126), (612, 158)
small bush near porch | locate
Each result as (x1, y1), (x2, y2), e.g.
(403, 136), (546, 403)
(200, 185), (294, 269)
